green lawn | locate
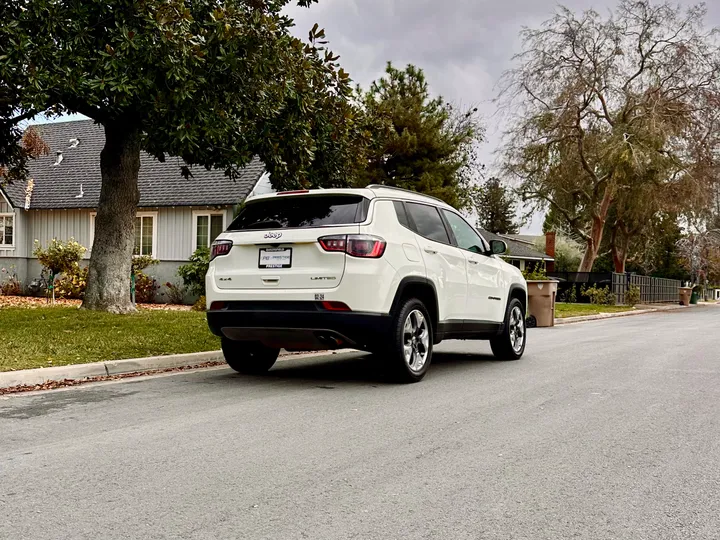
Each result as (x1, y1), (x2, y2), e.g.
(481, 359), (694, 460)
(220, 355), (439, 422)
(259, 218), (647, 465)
(0, 307), (220, 372)
(555, 303), (635, 319)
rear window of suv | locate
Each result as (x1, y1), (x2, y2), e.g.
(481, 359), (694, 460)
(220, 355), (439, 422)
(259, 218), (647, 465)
(228, 195), (369, 231)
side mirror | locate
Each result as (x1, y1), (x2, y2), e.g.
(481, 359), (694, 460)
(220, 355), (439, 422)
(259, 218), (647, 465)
(490, 239), (507, 255)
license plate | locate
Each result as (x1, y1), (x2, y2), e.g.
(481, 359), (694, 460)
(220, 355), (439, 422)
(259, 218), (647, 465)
(259, 248), (292, 269)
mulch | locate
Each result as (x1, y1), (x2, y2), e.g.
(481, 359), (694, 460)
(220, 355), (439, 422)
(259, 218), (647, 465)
(0, 295), (191, 311)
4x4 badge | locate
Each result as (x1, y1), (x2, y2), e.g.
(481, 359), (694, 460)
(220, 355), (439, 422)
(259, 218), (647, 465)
(264, 232), (282, 240)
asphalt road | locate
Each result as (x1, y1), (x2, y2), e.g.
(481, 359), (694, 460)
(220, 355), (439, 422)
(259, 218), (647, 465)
(2, 307), (719, 540)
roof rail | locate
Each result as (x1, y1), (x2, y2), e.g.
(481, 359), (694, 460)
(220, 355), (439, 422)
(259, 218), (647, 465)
(366, 184), (447, 205)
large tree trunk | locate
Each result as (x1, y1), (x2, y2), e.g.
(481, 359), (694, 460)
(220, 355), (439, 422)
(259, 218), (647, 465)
(577, 185), (614, 272)
(611, 223), (628, 273)
(82, 123), (141, 313)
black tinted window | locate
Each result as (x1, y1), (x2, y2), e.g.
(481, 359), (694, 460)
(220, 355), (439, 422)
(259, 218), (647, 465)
(406, 203), (450, 244)
(393, 201), (410, 228)
(228, 196), (366, 230)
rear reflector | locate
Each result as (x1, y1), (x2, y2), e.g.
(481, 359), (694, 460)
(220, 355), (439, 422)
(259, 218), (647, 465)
(210, 240), (233, 261)
(320, 301), (351, 312)
(209, 301), (226, 310)
(318, 234), (386, 258)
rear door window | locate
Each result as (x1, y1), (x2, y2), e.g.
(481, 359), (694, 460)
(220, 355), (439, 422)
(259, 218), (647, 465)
(228, 195), (368, 231)
(405, 203), (450, 244)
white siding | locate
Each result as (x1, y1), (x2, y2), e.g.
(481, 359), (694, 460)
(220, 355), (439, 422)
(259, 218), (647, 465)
(156, 207), (194, 261)
(26, 209), (94, 258)
(14, 205), (233, 262)
(0, 200), (11, 213)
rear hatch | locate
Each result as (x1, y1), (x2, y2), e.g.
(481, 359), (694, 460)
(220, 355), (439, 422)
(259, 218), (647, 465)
(212, 193), (369, 290)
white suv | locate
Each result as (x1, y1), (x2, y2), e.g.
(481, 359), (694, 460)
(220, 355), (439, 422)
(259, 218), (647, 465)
(206, 186), (528, 382)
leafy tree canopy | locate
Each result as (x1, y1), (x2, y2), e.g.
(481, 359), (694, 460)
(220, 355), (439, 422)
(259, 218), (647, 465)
(0, 0), (362, 312)
(472, 177), (518, 235)
(355, 63), (484, 209)
(0, 0), (358, 189)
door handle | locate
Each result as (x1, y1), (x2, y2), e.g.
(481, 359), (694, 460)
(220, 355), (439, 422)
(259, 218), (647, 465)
(424, 248), (438, 255)
(469, 259), (480, 265)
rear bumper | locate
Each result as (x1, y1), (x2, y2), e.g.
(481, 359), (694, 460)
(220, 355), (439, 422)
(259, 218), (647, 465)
(207, 302), (391, 351)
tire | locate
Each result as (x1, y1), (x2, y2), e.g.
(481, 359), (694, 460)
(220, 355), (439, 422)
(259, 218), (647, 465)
(490, 298), (527, 361)
(385, 298), (434, 383)
(221, 339), (280, 374)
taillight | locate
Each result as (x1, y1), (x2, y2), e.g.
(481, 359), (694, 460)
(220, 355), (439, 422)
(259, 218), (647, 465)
(210, 239), (233, 261)
(277, 190), (310, 195)
(318, 235), (386, 258)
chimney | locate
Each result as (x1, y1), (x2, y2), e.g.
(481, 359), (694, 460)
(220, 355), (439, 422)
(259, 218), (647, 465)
(545, 231), (556, 273)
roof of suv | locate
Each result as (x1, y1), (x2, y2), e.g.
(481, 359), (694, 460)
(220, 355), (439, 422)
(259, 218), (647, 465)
(247, 185), (454, 209)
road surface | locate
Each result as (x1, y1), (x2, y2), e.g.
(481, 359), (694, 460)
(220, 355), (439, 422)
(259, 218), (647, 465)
(2, 307), (719, 539)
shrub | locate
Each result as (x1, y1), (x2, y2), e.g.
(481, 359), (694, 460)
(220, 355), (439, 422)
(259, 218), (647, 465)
(191, 295), (207, 311)
(625, 285), (641, 306)
(33, 238), (86, 275)
(523, 262), (548, 281)
(134, 272), (160, 304)
(582, 285), (616, 305)
(54, 264), (88, 299)
(164, 281), (186, 305)
(178, 247), (210, 297)
(558, 285), (577, 304)
(132, 255), (158, 275)
(0, 265), (22, 296)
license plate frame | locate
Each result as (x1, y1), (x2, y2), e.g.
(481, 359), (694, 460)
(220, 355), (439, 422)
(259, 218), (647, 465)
(258, 247), (292, 269)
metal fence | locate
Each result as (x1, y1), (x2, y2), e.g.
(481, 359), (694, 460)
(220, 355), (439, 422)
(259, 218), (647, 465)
(548, 271), (681, 304)
(612, 273), (681, 305)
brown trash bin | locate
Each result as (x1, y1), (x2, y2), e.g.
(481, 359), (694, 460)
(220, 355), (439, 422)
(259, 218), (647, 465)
(527, 280), (559, 327)
(679, 287), (693, 306)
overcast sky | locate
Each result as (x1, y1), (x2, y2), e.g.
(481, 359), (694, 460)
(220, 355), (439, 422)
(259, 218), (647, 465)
(285, 0), (720, 232)
(48, 1), (720, 233)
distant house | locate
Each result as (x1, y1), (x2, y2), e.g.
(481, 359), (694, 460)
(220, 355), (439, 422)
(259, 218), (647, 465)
(481, 231), (555, 272)
(0, 120), (270, 297)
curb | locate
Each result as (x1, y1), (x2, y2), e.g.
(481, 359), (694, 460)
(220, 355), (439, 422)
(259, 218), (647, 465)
(0, 349), (353, 390)
(555, 304), (686, 325)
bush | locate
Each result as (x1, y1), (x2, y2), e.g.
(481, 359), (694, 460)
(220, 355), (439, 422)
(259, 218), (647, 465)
(582, 285), (616, 305)
(132, 255), (158, 275)
(522, 262), (548, 281)
(558, 285), (577, 304)
(191, 295), (206, 311)
(54, 264), (88, 299)
(164, 281), (186, 305)
(135, 272), (160, 304)
(33, 238), (86, 275)
(0, 265), (22, 296)
(178, 247), (210, 297)
(625, 285), (641, 306)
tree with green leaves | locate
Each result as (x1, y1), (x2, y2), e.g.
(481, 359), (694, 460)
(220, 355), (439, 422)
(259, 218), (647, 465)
(356, 63), (484, 209)
(0, 0), (360, 313)
(472, 177), (518, 234)
(500, 0), (720, 272)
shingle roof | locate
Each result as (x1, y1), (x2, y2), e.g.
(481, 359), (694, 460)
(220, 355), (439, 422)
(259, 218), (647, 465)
(478, 228), (553, 261)
(2, 120), (265, 209)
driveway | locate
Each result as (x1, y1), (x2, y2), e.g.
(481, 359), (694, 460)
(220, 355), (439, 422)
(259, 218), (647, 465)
(1, 307), (719, 539)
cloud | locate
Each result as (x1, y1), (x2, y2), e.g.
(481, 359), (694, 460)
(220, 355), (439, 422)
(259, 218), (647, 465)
(285, 0), (720, 232)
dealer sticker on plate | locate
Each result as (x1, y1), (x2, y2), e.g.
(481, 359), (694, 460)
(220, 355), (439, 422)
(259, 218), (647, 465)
(259, 247), (292, 269)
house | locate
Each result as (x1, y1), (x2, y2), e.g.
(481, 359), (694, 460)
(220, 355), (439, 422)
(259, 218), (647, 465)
(0, 120), (270, 297)
(479, 230), (555, 272)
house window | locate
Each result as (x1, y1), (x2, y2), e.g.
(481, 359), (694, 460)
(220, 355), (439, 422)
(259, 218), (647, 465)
(90, 212), (156, 257)
(0, 214), (13, 247)
(193, 212), (225, 251)
(134, 215), (155, 256)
